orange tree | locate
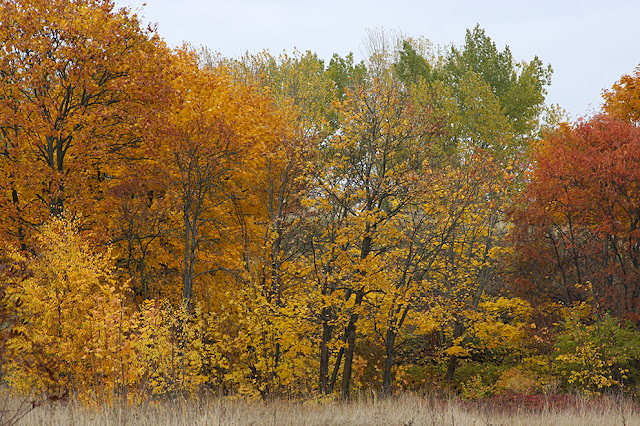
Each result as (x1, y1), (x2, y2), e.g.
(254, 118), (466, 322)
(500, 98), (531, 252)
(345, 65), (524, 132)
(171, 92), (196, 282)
(0, 0), (171, 250)
(131, 51), (318, 397)
(147, 51), (301, 307)
(603, 64), (640, 125)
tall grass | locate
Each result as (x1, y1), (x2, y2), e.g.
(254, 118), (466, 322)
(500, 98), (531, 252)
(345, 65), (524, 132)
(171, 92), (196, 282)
(8, 392), (640, 425)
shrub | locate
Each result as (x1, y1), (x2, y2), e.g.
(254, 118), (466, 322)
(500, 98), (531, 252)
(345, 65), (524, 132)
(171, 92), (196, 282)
(554, 309), (640, 394)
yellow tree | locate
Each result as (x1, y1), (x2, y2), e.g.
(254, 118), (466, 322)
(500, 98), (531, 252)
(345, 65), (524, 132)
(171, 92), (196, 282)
(418, 53), (530, 385)
(368, 154), (509, 393)
(307, 34), (528, 395)
(5, 217), (132, 402)
(306, 67), (445, 397)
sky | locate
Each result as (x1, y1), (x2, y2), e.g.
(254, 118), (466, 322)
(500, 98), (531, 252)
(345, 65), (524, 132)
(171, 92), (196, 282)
(113, 0), (640, 120)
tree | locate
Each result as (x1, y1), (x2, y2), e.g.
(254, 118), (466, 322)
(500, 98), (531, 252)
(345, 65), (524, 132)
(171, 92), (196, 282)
(394, 39), (432, 87)
(110, 169), (177, 303)
(146, 53), (266, 306)
(305, 63), (445, 396)
(389, 30), (533, 385)
(326, 53), (367, 101)
(444, 25), (552, 139)
(219, 51), (322, 398)
(452, 70), (516, 163)
(0, 0), (170, 249)
(393, 27), (552, 163)
(5, 217), (131, 401)
(510, 115), (640, 323)
(0, 254), (62, 422)
(555, 310), (640, 394)
(603, 64), (640, 125)
(142, 49), (308, 315)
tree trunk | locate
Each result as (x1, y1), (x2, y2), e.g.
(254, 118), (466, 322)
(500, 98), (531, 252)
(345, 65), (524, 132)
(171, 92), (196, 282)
(182, 216), (198, 310)
(329, 346), (344, 393)
(381, 328), (397, 395)
(381, 304), (410, 395)
(445, 322), (464, 383)
(319, 310), (333, 393)
(444, 353), (458, 383)
(340, 289), (363, 400)
(11, 189), (26, 251)
(182, 221), (193, 303)
(340, 318), (357, 399)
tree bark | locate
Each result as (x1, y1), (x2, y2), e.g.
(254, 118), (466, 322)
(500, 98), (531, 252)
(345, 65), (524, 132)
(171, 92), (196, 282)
(381, 303), (411, 395)
(445, 322), (464, 383)
(319, 310), (333, 393)
(340, 289), (363, 400)
(329, 346), (344, 393)
(381, 328), (396, 395)
(444, 353), (458, 383)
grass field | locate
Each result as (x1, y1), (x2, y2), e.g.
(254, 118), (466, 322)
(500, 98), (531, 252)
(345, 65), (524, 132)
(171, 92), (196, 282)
(5, 392), (639, 425)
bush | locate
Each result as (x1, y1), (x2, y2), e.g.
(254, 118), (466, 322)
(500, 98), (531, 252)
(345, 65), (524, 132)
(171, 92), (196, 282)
(554, 310), (640, 394)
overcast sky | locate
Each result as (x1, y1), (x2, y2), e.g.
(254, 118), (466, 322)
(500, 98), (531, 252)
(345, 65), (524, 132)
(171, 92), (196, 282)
(113, 0), (640, 120)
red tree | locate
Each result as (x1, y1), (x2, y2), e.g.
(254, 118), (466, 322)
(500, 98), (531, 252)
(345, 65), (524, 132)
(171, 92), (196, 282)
(510, 115), (640, 323)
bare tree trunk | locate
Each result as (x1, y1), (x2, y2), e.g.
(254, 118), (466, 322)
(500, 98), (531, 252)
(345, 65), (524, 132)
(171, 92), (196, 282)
(445, 322), (464, 383)
(319, 310), (333, 393)
(329, 346), (344, 393)
(340, 289), (363, 400)
(182, 220), (192, 302)
(381, 305), (409, 395)
(11, 188), (26, 251)
(182, 211), (198, 307)
(381, 328), (396, 395)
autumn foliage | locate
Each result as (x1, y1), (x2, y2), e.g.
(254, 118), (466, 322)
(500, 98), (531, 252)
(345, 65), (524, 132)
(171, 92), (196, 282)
(510, 116), (640, 322)
(2, 0), (640, 408)
(603, 65), (640, 125)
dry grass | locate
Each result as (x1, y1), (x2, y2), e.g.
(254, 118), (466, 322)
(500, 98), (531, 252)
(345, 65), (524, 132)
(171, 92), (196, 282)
(7, 392), (640, 426)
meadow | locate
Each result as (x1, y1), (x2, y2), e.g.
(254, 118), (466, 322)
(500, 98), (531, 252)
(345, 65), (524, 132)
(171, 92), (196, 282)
(4, 392), (639, 426)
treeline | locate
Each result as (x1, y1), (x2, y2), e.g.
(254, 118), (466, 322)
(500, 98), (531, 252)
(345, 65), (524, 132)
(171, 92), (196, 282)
(1, 0), (640, 405)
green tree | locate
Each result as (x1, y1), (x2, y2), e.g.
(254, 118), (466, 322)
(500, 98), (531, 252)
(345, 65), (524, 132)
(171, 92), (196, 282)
(444, 25), (552, 138)
(325, 53), (367, 101)
(394, 39), (432, 86)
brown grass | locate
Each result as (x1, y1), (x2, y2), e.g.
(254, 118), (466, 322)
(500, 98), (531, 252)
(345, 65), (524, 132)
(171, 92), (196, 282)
(7, 392), (640, 426)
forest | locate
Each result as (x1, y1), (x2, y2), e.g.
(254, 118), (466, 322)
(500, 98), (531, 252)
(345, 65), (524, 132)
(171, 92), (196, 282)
(2, 0), (640, 410)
